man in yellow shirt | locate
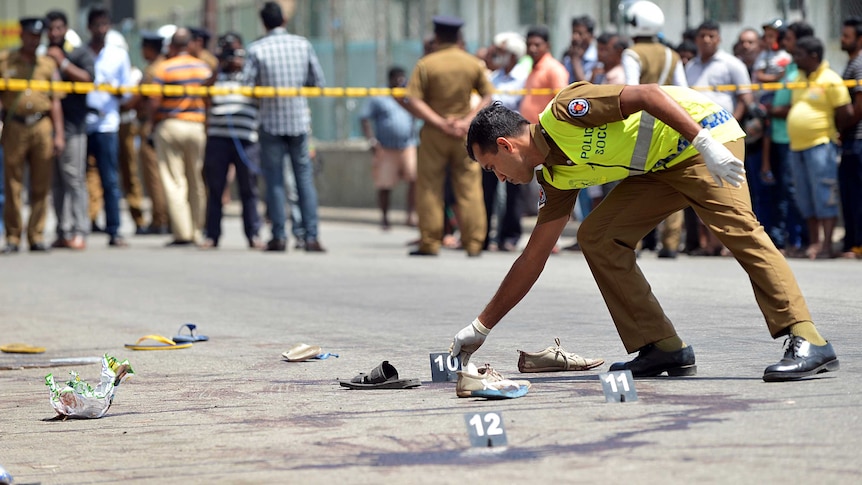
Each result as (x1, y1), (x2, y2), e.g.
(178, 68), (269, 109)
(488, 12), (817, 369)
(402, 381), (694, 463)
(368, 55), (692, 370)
(787, 36), (853, 259)
(450, 82), (839, 383)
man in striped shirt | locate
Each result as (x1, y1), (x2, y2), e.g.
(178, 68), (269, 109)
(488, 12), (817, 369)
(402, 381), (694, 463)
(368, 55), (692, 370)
(243, 1), (327, 252)
(201, 33), (262, 249)
(144, 28), (212, 246)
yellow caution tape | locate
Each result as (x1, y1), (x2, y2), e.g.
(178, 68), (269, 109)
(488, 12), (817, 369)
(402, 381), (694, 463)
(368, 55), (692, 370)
(1, 79), (861, 97)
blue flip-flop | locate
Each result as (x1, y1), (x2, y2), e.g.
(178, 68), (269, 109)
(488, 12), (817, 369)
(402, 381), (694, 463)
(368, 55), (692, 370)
(310, 352), (339, 360)
(470, 385), (529, 400)
(172, 324), (209, 343)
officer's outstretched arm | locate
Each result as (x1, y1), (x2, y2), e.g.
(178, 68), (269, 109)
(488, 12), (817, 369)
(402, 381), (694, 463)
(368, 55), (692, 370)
(479, 214), (568, 329)
(451, 214), (568, 362)
(619, 84), (745, 187)
(619, 84), (701, 141)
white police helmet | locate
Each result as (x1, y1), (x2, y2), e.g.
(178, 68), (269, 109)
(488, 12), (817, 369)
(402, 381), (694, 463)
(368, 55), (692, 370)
(157, 24), (177, 54)
(626, 0), (665, 37)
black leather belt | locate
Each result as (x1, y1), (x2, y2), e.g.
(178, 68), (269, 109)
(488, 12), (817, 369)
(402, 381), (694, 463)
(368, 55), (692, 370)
(10, 111), (50, 126)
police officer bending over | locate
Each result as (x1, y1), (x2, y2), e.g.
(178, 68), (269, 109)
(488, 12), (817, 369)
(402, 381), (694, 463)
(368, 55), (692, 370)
(450, 82), (839, 383)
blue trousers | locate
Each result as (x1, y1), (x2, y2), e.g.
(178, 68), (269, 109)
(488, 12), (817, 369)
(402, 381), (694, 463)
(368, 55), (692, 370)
(87, 131), (122, 237)
(840, 139), (862, 251)
(259, 131), (319, 242)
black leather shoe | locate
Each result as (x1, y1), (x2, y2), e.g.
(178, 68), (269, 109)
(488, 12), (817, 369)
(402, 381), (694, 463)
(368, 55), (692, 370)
(2, 244), (20, 254)
(266, 239), (287, 252)
(29, 242), (49, 252)
(609, 344), (697, 377)
(165, 239), (193, 247)
(763, 336), (839, 382)
(109, 236), (129, 247)
(657, 248), (677, 259)
(305, 240), (326, 253)
(409, 249), (438, 256)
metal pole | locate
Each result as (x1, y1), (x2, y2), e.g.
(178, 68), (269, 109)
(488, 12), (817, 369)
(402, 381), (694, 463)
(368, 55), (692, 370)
(331, 0), (347, 140)
(376, 0), (390, 86)
(202, 0), (217, 50)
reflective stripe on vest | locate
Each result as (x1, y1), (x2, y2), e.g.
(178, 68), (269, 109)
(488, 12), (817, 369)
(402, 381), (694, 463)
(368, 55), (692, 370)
(629, 113), (655, 175)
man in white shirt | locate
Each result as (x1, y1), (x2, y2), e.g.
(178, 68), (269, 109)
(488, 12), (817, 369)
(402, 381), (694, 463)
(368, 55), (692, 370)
(85, 6), (131, 247)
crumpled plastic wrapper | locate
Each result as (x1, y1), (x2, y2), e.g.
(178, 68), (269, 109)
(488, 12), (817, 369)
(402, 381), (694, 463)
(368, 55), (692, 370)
(44, 354), (134, 419)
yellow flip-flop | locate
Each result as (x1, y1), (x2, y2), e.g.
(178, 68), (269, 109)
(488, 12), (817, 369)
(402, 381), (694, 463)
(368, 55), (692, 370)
(124, 335), (192, 351)
(0, 343), (47, 354)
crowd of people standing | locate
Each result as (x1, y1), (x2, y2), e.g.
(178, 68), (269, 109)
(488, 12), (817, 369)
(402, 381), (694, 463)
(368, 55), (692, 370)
(1, 0), (860, 260)
(0, 2), (326, 254)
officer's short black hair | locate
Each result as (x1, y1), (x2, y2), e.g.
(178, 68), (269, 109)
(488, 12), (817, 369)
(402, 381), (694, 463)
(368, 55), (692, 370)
(260, 1), (284, 30)
(45, 10), (68, 26)
(466, 101), (530, 162)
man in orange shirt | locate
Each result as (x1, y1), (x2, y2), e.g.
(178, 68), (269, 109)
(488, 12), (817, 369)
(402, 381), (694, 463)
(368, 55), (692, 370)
(520, 25), (574, 251)
(144, 28), (212, 246)
(519, 25), (570, 125)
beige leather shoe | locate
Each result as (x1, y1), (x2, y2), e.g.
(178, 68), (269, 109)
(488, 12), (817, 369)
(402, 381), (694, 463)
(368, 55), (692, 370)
(456, 363), (531, 398)
(281, 343), (322, 362)
(518, 338), (604, 373)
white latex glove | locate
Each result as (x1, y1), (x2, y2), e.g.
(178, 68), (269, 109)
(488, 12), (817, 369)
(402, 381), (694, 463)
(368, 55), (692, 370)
(450, 318), (491, 366)
(692, 129), (746, 188)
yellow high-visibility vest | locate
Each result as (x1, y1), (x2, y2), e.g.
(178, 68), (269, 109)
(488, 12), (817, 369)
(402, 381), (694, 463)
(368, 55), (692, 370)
(538, 86), (746, 189)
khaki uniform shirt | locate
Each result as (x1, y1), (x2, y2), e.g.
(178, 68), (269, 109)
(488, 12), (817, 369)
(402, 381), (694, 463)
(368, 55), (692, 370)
(627, 42), (682, 85)
(0, 49), (61, 117)
(533, 83), (743, 224)
(406, 43), (494, 120)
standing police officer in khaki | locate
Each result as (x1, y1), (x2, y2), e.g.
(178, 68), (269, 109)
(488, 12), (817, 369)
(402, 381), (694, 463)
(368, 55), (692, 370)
(0, 18), (65, 253)
(621, 0), (688, 258)
(403, 15), (494, 256)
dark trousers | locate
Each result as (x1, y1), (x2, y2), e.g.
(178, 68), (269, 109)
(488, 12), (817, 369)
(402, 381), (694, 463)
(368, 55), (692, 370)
(840, 139), (862, 251)
(203, 136), (261, 245)
(770, 141), (807, 249)
(482, 170), (523, 248)
(87, 131), (122, 237)
(0, 145), (4, 235)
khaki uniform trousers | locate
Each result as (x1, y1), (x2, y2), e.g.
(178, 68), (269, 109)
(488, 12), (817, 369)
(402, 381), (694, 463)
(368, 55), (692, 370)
(118, 120), (145, 228)
(86, 153), (102, 222)
(416, 127), (486, 254)
(154, 118), (206, 242)
(138, 125), (168, 228)
(1, 117), (54, 245)
(578, 140), (810, 353)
